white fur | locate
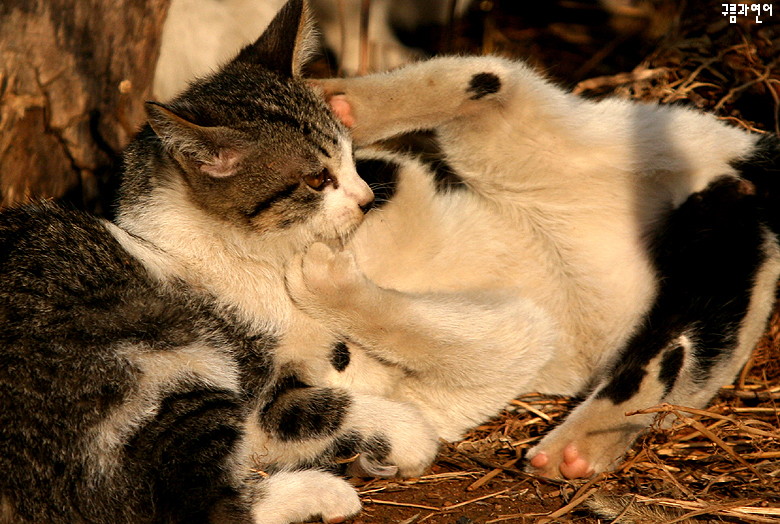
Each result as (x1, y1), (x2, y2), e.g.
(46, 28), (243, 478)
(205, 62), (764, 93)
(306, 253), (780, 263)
(286, 239), (558, 438)
(249, 469), (361, 524)
(103, 221), (177, 283)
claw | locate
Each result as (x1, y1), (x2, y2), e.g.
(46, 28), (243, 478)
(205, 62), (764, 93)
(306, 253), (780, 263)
(345, 454), (399, 478)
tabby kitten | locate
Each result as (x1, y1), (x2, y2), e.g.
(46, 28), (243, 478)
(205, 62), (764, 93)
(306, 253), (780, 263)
(0, 2), (440, 523)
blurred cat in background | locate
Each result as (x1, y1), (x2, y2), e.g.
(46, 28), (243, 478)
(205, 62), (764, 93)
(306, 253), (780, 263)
(154, 0), (469, 100)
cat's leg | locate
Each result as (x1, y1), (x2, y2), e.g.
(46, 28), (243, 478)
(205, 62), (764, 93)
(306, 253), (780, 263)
(287, 242), (554, 381)
(222, 385), (434, 523)
(314, 56), (525, 145)
(243, 381), (440, 478)
(286, 241), (557, 438)
(526, 176), (780, 479)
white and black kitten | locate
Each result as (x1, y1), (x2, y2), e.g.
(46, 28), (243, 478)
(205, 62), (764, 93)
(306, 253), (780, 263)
(311, 55), (780, 479)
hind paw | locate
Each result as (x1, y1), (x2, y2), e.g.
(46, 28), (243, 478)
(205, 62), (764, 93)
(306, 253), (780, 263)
(527, 443), (595, 479)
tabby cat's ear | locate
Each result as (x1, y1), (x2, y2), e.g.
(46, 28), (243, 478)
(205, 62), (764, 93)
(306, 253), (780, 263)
(232, 0), (316, 78)
(145, 101), (247, 178)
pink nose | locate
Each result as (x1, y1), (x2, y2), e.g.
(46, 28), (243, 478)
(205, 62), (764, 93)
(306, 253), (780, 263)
(355, 183), (375, 212)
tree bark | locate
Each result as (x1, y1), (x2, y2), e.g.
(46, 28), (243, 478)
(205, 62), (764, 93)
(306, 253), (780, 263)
(0, 0), (170, 214)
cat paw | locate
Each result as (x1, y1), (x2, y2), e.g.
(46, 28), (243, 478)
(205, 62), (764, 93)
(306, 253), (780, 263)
(310, 475), (362, 524)
(286, 242), (367, 312)
(525, 421), (639, 480)
(524, 398), (647, 480)
(526, 443), (595, 479)
(329, 95), (355, 128)
(346, 454), (399, 478)
(386, 423), (440, 478)
(251, 470), (362, 524)
(349, 395), (441, 478)
(309, 79), (355, 128)
(304, 242), (363, 292)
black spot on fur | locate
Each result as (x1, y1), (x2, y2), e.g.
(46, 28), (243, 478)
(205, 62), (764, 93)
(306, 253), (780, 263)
(467, 73), (501, 100)
(730, 133), (780, 233)
(406, 133), (467, 192)
(270, 373), (311, 396)
(428, 158), (467, 192)
(376, 131), (468, 193)
(293, 430), (393, 474)
(261, 386), (351, 441)
(596, 366), (647, 404)
(362, 433), (391, 463)
(356, 158), (398, 208)
(330, 341), (351, 372)
(659, 345), (685, 395)
(597, 176), (766, 404)
(328, 431), (389, 463)
(327, 431), (364, 461)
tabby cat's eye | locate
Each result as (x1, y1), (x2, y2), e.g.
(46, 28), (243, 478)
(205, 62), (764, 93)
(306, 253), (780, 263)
(303, 169), (333, 191)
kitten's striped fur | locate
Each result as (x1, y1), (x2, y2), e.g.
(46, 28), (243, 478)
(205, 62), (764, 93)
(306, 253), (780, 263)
(0, 2), (439, 522)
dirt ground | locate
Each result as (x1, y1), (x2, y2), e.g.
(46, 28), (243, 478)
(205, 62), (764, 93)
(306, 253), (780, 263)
(307, 1), (780, 522)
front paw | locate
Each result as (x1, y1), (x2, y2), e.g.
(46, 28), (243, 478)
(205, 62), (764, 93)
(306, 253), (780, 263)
(286, 242), (367, 312)
(310, 79), (356, 128)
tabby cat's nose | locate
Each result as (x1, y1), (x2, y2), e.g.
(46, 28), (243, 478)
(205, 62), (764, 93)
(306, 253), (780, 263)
(359, 199), (375, 214)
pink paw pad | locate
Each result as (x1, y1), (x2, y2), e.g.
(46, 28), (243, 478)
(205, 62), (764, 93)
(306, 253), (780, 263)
(328, 95), (355, 128)
(559, 443), (594, 479)
(529, 452), (549, 469)
(527, 444), (595, 479)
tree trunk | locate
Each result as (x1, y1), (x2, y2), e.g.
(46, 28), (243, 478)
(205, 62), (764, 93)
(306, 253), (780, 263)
(0, 0), (170, 214)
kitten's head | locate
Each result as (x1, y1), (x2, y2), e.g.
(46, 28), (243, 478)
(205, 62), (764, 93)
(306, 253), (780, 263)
(144, 0), (373, 244)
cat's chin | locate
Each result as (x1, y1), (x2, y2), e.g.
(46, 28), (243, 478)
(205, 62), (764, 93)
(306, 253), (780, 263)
(313, 225), (359, 252)
(321, 237), (345, 251)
